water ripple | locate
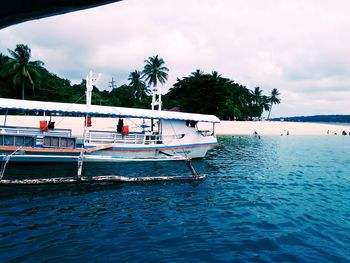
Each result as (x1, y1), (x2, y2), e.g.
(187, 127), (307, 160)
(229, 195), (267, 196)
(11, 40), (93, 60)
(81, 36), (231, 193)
(1, 136), (350, 262)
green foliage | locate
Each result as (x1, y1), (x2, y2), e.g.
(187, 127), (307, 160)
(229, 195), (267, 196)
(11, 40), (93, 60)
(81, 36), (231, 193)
(164, 71), (277, 120)
(0, 54), (13, 98)
(0, 44), (154, 109)
(0, 44), (280, 120)
(128, 70), (147, 101)
(4, 44), (44, 99)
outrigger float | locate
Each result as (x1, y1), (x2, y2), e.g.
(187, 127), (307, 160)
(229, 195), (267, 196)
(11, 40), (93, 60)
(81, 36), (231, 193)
(0, 72), (219, 184)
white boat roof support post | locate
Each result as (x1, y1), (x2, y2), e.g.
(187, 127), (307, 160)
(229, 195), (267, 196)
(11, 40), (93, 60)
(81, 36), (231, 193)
(78, 70), (101, 180)
(85, 71), (101, 110)
(151, 87), (156, 111)
(84, 70), (101, 135)
(0, 99), (220, 123)
(157, 85), (162, 111)
(151, 87), (162, 111)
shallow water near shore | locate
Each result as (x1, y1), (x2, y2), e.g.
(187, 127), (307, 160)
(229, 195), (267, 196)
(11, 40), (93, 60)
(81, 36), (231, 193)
(1, 136), (350, 262)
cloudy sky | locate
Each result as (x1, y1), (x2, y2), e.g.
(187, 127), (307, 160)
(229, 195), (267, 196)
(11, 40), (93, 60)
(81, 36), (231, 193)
(1, 0), (350, 117)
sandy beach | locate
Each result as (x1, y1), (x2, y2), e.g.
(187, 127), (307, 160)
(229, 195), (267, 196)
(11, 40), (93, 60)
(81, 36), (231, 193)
(207, 120), (350, 136)
(1, 115), (350, 136)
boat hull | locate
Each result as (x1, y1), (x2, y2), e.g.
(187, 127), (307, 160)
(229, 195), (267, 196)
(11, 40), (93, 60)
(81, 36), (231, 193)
(0, 142), (217, 163)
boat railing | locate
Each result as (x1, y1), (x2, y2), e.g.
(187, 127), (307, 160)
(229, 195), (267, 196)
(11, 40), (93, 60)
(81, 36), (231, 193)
(0, 126), (72, 137)
(85, 130), (185, 145)
(86, 130), (145, 144)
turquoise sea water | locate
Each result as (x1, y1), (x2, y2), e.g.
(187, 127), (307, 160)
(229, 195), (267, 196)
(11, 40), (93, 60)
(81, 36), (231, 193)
(318, 122), (350, 127)
(1, 136), (350, 262)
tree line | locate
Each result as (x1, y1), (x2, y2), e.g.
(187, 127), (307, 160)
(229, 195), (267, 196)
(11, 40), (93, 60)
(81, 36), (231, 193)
(0, 44), (280, 120)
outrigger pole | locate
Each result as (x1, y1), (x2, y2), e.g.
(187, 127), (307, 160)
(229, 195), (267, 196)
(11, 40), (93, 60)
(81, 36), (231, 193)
(159, 149), (200, 179)
(0, 174), (205, 185)
(185, 160), (200, 178)
(0, 155), (10, 181)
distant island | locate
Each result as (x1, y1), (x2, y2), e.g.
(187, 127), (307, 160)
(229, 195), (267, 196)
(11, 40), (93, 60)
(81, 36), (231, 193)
(272, 115), (350, 123)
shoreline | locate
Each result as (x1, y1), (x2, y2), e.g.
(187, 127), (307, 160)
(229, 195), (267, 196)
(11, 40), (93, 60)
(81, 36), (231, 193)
(210, 120), (350, 136)
(1, 116), (350, 136)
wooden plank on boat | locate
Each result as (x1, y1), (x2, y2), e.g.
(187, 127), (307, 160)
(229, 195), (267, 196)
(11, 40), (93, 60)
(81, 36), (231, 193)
(1, 143), (118, 154)
(84, 143), (115, 153)
(0, 175), (205, 185)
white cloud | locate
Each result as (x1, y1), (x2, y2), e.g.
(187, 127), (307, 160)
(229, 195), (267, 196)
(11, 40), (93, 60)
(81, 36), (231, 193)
(1, 0), (350, 117)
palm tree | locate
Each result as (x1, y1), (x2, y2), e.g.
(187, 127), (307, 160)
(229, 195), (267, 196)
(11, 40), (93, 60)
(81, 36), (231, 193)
(190, 69), (204, 78)
(142, 55), (169, 110)
(248, 87), (264, 119)
(252, 87), (262, 105)
(235, 86), (251, 120)
(6, 44), (43, 99)
(262, 95), (271, 111)
(267, 88), (281, 120)
(211, 71), (221, 80)
(143, 55), (169, 87)
(128, 70), (146, 101)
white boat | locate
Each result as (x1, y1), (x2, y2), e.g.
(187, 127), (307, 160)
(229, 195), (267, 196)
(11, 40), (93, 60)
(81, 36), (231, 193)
(0, 73), (219, 166)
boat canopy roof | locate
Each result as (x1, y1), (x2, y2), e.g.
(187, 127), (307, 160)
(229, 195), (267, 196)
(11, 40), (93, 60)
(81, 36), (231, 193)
(0, 98), (220, 123)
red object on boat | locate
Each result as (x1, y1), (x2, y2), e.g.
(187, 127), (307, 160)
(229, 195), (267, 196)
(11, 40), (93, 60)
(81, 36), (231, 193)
(86, 116), (92, 127)
(122, 125), (129, 135)
(40, 120), (48, 132)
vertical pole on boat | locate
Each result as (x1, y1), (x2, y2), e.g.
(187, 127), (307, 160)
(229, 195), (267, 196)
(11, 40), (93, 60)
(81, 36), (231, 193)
(77, 149), (83, 181)
(0, 155), (10, 181)
(151, 86), (162, 111)
(76, 71), (101, 181)
(85, 71), (101, 109)
(84, 71), (92, 146)
(151, 87), (156, 111)
(76, 71), (92, 180)
(3, 109), (8, 126)
(77, 111), (87, 181)
(158, 85), (162, 111)
(152, 89), (162, 111)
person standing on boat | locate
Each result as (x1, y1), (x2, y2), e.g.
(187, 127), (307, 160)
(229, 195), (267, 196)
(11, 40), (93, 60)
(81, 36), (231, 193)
(117, 119), (124, 133)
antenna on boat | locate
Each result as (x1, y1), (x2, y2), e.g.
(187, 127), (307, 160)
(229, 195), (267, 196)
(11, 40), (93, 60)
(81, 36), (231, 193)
(84, 71), (101, 136)
(86, 70), (101, 108)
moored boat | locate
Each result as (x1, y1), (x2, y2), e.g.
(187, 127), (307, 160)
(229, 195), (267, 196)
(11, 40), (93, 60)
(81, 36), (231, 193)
(0, 72), (219, 182)
(0, 99), (219, 162)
